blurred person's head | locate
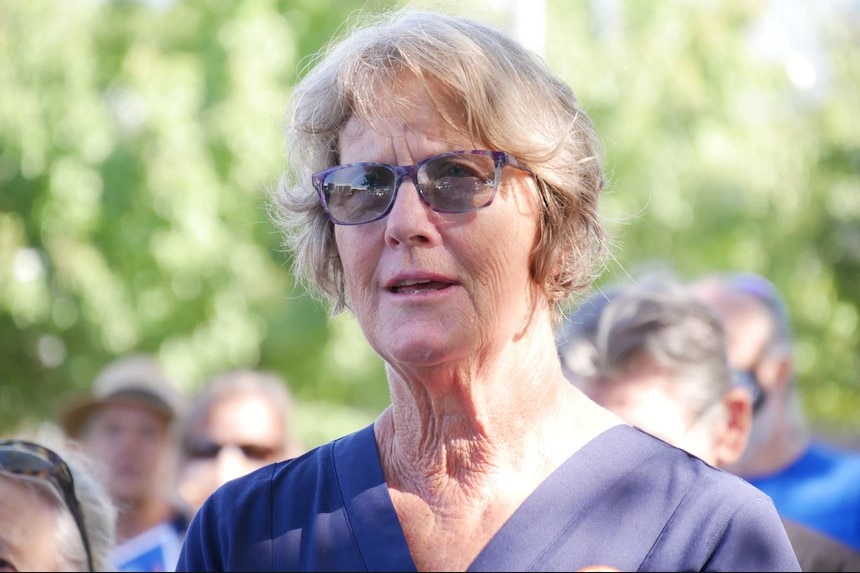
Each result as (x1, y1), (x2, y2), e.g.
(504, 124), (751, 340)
(0, 439), (116, 572)
(58, 354), (185, 507)
(691, 272), (806, 473)
(177, 369), (303, 511)
(558, 276), (752, 466)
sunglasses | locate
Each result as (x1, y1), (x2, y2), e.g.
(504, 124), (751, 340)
(312, 149), (532, 225)
(0, 440), (94, 572)
(184, 440), (278, 462)
(733, 369), (766, 414)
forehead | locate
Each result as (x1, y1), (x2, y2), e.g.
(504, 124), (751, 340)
(196, 394), (284, 442)
(694, 284), (774, 365)
(0, 474), (61, 570)
(340, 75), (473, 156)
(724, 301), (771, 343)
(706, 291), (772, 343)
(87, 402), (168, 429)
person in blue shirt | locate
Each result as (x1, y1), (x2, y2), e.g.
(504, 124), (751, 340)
(177, 9), (800, 572)
(58, 354), (191, 572)
(693, 271), (860, 553)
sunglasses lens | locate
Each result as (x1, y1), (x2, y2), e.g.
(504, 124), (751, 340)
(733, 369), (765, 413)
(418, 152), (497, 212)
(320, 164), (395, 224)
(239, 445), (276, 460)
(0, 449), (54, 474)
(186, 441), (222, 459)
(186, 441), (277, 461)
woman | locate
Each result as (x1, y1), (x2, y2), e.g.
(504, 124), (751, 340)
(177, 9), (800, 572)
(0, 438), (116, 572)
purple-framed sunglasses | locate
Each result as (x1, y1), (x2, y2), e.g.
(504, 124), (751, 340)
(312, 149), (532, 225)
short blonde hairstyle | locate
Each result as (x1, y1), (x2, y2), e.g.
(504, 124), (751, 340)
(272, 9), (607, 325)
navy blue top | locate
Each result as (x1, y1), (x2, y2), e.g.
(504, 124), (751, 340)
(176, 424), (800, 572)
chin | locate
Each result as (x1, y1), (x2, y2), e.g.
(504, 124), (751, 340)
(382, 337), (471, 369)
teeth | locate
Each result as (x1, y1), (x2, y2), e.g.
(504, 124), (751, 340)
(397, 279), (432, 287)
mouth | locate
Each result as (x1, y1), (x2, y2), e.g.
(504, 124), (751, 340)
(387, 278), (454, 294)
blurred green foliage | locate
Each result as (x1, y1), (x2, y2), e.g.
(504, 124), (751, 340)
(1, 0), (858, 446)
(547, 0), (860, 439)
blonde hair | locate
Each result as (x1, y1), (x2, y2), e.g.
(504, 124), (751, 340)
(272, 9), (607, 325)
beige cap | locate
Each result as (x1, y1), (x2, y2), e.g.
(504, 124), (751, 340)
(59, 354), (185, 438)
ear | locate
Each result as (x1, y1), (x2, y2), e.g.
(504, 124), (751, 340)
(712, 386), (753, 468)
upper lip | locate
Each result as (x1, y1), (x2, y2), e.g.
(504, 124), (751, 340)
(383, 272), (458, 291)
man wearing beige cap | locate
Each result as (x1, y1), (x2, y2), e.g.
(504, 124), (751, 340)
(59, 353), (192, 572)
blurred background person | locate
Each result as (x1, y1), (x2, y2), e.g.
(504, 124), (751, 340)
(176, 368), (304, 513)
(558, 274), (860, 571)
(0, 437), (117, 572)
(58, 353), (191, 572)
(558, 276), (751, 469)
(691, 272), (860, 553)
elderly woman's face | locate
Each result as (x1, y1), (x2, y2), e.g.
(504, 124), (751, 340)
(334, 78), (540, 371)
(0, 474), (65, 571)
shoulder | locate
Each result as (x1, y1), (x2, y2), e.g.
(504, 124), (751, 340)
(806, 441), (860, 468)
(112, 517), (188, 572)
(621, 426), (770, 502)
(578, 426), (778, 528)
(782, 442), (860, 494)
(618, 429), (799, 570)
(543, 426), (799, 571)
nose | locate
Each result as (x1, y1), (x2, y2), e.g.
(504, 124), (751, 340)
(383, 176), (440, 247)
(215, 446), (257, 485)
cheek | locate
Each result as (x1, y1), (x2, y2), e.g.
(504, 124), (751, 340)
(472, 212), (538, 289)
(471, 245), (530, 298)
(335, 228), (376, 297)
(4, 492), (62, 568)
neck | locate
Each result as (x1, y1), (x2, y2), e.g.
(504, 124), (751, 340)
(729, 393), (809, 478)
(372, 317), (623, 573)
(114, 495), (175, 543)
(732, 432), (808, 478)
(375, 323), (620, 503)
